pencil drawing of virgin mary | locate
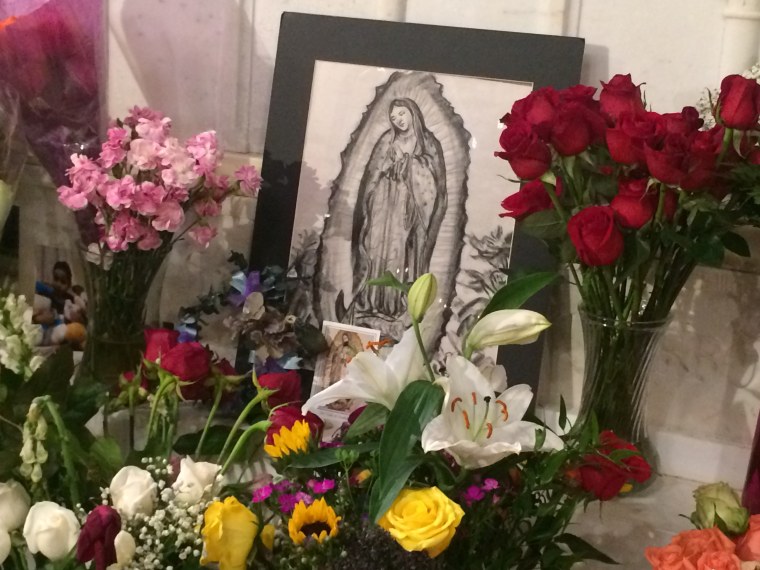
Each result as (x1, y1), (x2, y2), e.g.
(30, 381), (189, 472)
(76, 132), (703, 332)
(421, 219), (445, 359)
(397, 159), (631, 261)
(313, 70), (471, 342)
(351, 97), (447, 319)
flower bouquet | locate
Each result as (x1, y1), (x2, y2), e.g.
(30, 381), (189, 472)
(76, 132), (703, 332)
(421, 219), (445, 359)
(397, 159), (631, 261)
(496, 73), (760, 444)
(56, 106), (261, 388)
(646, 482), (760, 569)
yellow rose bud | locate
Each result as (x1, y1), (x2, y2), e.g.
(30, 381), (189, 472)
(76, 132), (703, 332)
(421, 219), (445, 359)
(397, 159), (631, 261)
(201, 497), (259, 570)
(407, 273), (437, 322)
(378, 487), (464, 558)
(260, 523), (275, 550)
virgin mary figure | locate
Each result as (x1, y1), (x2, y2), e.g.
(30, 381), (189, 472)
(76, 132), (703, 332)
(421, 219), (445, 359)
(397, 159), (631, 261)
(351, 98), (447, 320)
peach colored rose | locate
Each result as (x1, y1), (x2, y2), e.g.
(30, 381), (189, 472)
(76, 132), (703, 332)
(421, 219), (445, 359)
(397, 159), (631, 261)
(645, 544), (697, 570)
(736, 515), (760, 562)
(696, 551), (742, 570)
(672, 528), (736, 567)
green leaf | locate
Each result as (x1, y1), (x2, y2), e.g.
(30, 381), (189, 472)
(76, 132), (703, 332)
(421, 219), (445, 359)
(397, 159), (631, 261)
(607, 448), (642, 463)
(559, 396), (568, 431)
(174, 425), (239, 455)
(620, 235), (651, 279)
(345, 403), (389, 440)
(369, 380), (444, 522)
(539, 450), (570, 484)
(521, 209), (566, 240)
(288, 442), (379, 468)
(692, 234), (725, 266)
(89, 437), (123, 477)
(555, 533), (618, 564)
(722, 231), (751, 257)
(366, 271), (409, 292)
(480, 271), (559, 317)
(534, 427), (546, 451)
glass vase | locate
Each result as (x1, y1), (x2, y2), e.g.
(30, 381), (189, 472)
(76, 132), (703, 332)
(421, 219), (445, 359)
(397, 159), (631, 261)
(78, 242), (171, 390)
(577, 309), (670, 447)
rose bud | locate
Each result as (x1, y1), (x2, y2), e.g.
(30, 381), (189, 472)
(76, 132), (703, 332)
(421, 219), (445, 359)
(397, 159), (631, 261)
(109, 466), (157, 518)
(578, 430), (651, 501)
(407, 273), (437, 322)
(599, 73), (645, 121)
(258, 371), (302, 408)
(161, 342), (212, 401)
(172, 457), (221, 505)
(718, 74), (760, 130)
(610, 177), (657, 229)
(76, 505), (121, 570)
(0, 480), (31, 531)
(499, 179), (562, 220)
(691, 482), (749, 535)
(23, 502), (80, 561)
(496, 121), (552, 180)
(567, 206), (625, 266)
(143, 328), (179, 363)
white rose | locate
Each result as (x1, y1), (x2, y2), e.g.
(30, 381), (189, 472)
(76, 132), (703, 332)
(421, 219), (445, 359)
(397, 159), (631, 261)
(171, 457), (220, 505)
(109, 466), (157, 518)
(106, 530), (136, 569)
(0, 529), (9, 565)
(23, 502), (80, 561)
(0, 480), (31, 531)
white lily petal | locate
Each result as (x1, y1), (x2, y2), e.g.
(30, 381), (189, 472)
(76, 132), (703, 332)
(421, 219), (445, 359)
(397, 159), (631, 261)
(481, 362), (508, 393)
(447, 356), (493, 399)
(420, 415), (452, 453)
(497, 384), (534, 424)
(445, 440), (522, 469)
(492, 421), (563, 452)
(466, 309), (551, 353)
(302, 370), (382, 414)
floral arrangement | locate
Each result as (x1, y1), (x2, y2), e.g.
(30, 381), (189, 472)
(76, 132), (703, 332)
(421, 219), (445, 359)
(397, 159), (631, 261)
(646, 482), (760, 570)
(495, 73), (760, 440)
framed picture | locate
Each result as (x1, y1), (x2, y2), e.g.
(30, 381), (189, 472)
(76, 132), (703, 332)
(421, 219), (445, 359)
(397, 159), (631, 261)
(248, 13), (584, 394)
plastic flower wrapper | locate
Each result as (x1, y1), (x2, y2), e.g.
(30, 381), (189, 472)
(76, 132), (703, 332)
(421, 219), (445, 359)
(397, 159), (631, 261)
(0, 83), (27, 234)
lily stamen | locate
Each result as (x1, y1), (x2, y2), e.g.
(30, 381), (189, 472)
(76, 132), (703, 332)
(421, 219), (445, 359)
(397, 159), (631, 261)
(450, 397), (462, 413)
(496, 400), (509, 421)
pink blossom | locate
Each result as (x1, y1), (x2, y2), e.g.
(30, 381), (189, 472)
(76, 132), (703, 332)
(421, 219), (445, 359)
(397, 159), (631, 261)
(159, 138), (199, 188)
(306, 479), (335, 494)
(278, 492), (313, 513)
(99, 127), (130, 169)
(482, 478), (500, 491)
(194, 199), (222, 218)
(67, 154), (107, 194)
(133, 182), (167, 216)
(186, 131), (221, 175)
(235, 165), (262, 196)
(252, 484), (273, 503)
(135, 117), (172, 143)
(112, 211), (145, 244)
(166, 186), (190, 203)
(123, 106), (165, 128)
(272, 480), (293, 493)
(188, 224), (217, 248)
(57, 185), (90, 210)
(137, 227), (162, 251)
(152, 200), (184, 232)
(105, 176), (137, 210)
(127, 139), (162, 171)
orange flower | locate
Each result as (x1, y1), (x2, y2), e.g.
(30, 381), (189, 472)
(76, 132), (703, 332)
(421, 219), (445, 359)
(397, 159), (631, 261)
(695, 551), (742, 570)
(736, 515), (760, 562)
(646, 528), (736, 570)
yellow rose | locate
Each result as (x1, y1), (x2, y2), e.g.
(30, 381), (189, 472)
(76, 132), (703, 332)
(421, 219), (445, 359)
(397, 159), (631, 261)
(201, 496), (259, 570)
(378, 487), (464, 558)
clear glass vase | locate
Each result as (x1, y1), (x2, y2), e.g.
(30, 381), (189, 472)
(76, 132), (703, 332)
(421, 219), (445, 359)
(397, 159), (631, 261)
(77, 242), (171, 390)
(577, 309), (669, 447)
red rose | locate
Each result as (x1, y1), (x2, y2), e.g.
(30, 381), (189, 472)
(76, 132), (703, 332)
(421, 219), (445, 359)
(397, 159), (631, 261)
(496, 122), (552, 180)
(578, 430), (651, 501)
(499, 179), (561, 220)
(559, 84), (599, 109)
(567, 206), (624, 266)
(605, 111), (665, 165)
(644, 133), (693, 186)
(144, 328), (179, 363)
(678, 126), (724, 191)
(662, 106), (704, 136)
(266, 404), (323, 444)
(599, 74), (645, 121)
(501, 86), (559, 139)
(610, 177), (657, 229)
(161, 342), (212, 400)
(214, 358), (237, 377)
(550, 103), (605, 156)
(718, 74), (760, 129)
(259, 371), (302, 408)
(76, 505), (121, 570)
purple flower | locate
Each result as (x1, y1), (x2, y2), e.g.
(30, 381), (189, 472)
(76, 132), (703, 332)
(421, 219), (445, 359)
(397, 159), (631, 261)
(228, 271), (261, 307)
(482, 478), (500, 491)
(252, 484), (273, 503)
(307, 479), (335, 494)
(461, 485), (486, 506)
(278, 491), (313, 513)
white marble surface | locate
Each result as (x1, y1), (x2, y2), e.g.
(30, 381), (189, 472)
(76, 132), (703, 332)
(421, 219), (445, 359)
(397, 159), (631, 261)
(573, 475), (698, 569)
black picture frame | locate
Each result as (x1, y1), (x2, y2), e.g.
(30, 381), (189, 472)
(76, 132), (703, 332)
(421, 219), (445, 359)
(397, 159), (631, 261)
(244, 12), (584, 396)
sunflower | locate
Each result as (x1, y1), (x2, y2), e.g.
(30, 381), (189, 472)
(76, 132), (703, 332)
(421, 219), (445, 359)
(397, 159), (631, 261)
(264, 419), (311, 459)
(288, 498), (341, 545)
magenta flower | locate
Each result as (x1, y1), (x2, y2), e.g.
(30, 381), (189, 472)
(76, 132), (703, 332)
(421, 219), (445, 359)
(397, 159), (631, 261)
(272, 480), (293, 493)
(461, 485), (486, 506)
(482, 478), (500, 491)
(252, 484), (273, 503)
(186, 131), (220, 176)
(278, 491), (313, 513)
(307, 479), (335, 494)
(132, 181), (167, 216)
(126, 138), (162, 171)
(135, 116), (171, 143)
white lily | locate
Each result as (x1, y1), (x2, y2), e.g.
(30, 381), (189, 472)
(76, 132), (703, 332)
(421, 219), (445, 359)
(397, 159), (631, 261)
(464, 309), (551, 357)
(421, 356), (563, 469)
(303, 325), (428, 414)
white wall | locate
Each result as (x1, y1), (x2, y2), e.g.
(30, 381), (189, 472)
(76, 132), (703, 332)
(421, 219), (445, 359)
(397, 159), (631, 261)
(103, 0), (760, 485)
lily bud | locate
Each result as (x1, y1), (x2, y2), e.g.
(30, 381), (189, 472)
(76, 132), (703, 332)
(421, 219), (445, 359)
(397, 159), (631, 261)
(465, 309), (551, 356)
(408, 273), (437, 322)
(691, 482), (749, 535)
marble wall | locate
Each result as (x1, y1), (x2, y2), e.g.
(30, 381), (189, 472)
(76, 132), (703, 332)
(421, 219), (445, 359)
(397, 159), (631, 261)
(17, 0), (760, 485)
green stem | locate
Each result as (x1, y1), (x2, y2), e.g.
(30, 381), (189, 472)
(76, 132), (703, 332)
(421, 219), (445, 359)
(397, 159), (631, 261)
(412, 319), (435, 382)
(218, 389), (274, 465)
(40, 397), (81, 507)
(601, 267), (624, 320)
(0, 413), (21, 432)
(146, 378), (176, 441)
(220, 420), (271, 476)
(196, 380), (225, 456)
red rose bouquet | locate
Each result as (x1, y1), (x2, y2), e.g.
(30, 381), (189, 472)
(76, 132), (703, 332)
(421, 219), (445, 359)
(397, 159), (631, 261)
(496, 73), (760, 444)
